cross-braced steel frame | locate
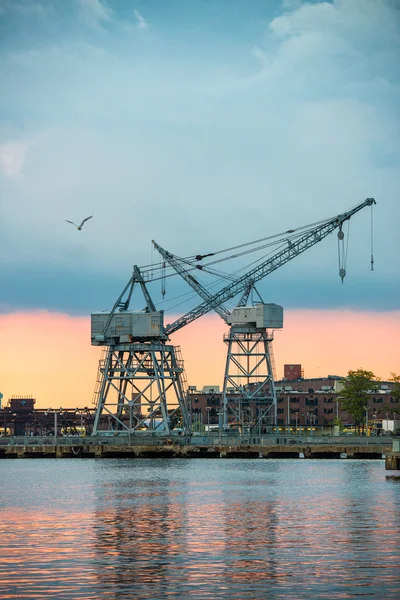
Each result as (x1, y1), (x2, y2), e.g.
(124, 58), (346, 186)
(92, 342), (190, 435)
(222, 326), (277, 432)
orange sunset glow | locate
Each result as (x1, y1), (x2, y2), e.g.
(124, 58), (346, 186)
(0, 309), (399, 409)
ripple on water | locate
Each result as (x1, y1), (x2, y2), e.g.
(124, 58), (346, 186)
(0, 459), (399, 599)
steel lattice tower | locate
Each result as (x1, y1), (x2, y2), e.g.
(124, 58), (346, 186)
(221, 326), (277, 433)
(91, 266), (190, 436)
(92, 343), (190, 435)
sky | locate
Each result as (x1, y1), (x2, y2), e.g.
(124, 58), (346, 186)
(0, 0), (399, 408)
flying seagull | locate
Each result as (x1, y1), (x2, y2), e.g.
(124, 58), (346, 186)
(65, 216), (93, 230)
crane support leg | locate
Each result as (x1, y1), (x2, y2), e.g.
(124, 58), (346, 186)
(92, 343), (190, 436)
(221, 326), (277, 434)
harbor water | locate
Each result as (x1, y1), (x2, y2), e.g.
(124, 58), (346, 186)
(0, 459), (399, 599)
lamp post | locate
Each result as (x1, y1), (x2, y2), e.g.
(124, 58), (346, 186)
(55, 410), (58, 441)
(218, 410), (223, 441)
(287, 395), (290, 433)
(76, 408), (86, 435)
(373, 413), (377, 435)
(46, 408), (63, 443)
(308, 412), (314, 436)
(364, 405), (370, 436)
(205, 406), (211, 434)
(295, 412), (298, 435)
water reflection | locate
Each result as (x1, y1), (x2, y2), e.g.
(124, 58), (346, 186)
(0, 459), (399, 599)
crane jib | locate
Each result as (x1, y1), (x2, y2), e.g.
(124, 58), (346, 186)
(165, 198), (375, 334)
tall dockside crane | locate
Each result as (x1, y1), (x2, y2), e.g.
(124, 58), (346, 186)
(91, 266), (191, 435)
(153, 198), (376, 431)
(91, 198), (375, 436)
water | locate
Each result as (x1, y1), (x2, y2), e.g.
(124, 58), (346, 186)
(0, 459), (399, 599)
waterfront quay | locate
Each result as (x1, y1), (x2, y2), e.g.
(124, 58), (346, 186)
(1, 435), (399, 466)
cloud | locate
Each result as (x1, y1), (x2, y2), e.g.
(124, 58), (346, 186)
(77, 0), (112, 28)
(268, 0), (400, 65)
(0, 1), (49, 17)
(134, 8), (148, 30)
(0, 142), (27, 178)
(0, 0), (398, 313)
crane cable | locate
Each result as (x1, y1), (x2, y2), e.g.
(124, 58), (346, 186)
(146, 233), (296, 287)
(162, 224), (317, 279)
(163, 202), (376, 300)
(142, 201), (371, 285)
(140, 200), (367, 277)
(139, 214), (334, 275)
(370, 203), (374, 271)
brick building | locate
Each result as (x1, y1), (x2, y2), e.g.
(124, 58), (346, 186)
(187, 375), (398, 433)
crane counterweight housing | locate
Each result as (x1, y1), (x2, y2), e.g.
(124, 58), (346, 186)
(91, 310), (164, 345)
(227, 304), (283, 329)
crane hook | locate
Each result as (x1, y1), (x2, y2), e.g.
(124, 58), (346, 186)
(337, 226), (347, 283)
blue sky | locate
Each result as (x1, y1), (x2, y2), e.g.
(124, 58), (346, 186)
(0, 0), (399, 315)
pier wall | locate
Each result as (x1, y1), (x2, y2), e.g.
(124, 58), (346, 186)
(0, 435), (397, 460)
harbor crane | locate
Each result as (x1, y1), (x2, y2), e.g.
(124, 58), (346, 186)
(153, 197), (376, 430)
(91, 198), (375, 436)
(153, 238), (281, 432)
(91, 266), (191, 436)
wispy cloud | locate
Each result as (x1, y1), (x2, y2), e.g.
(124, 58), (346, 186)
(134, 8), (148, 30)
(0, 0), (398, 313)
(0, 142), (28, 178)
(0, 1), (49, 17)
(77, 0), (112, 29)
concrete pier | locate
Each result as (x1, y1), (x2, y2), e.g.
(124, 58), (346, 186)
(385, 439), (400, 470)
(0, 436), (395, 460)
(385, 453), (400, 470)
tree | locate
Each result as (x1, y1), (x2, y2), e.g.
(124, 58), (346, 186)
(389, 373), (400, 403)
(340, 369), (379, 433)
(388, 374), (400, 435)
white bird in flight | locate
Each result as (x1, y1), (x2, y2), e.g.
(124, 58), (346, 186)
(65, 216), (93, 230)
